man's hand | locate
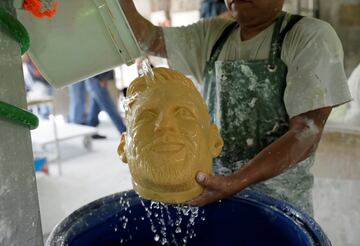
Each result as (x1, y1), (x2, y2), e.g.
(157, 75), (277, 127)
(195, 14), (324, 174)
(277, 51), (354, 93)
(189, 107), (332, 207)
(189, 172), (238, 206)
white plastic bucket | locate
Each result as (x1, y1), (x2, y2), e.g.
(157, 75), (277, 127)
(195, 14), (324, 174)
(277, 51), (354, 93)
(17, 0), (142, 88)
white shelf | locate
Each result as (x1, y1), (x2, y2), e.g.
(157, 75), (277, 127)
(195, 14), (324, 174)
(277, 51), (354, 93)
(31, 119), (97, 146)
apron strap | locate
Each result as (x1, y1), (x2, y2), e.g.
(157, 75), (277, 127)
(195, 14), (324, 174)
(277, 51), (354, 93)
(207, 12), (287, 71)
(279, 14), (303, 46)
(268, 12), (286, 71)
(268, 13), (304, 72)
(206, 13), (303, 72)
(208, 21), (238, 65)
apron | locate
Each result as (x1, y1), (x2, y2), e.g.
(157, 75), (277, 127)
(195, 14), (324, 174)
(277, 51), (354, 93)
(203, 13), (314, 215)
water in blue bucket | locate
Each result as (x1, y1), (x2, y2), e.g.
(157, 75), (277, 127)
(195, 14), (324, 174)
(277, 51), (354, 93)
(47, 190), (330, 246)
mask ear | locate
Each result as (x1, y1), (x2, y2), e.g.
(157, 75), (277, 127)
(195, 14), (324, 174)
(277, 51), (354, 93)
(117, 132), (128, 163)
(209, 124), (224, 157)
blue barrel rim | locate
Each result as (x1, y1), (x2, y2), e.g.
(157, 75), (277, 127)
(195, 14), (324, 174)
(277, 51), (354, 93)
(235, 190), (331, 246)
(47, 189), (331, 246)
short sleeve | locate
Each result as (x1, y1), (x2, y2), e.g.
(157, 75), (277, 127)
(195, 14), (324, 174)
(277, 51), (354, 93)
(344, 64), (360, 125)
(163, 17), (231, 84)
(282, 18), (351, 118)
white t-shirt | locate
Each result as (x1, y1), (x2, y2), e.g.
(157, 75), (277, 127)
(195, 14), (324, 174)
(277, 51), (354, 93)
(162, 14), (351, 118)
(344, 64), (360, 125)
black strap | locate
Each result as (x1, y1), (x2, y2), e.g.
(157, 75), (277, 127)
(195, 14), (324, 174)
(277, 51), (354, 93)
(279, 14), (303, 48)
(207, 13), (303, 67)
(209, 21), (238, 62)
(268, 13), (303, 69)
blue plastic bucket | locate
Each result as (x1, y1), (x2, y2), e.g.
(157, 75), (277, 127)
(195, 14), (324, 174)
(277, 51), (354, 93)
(47, 190), (330, 246)
(34, 157), (47, 172)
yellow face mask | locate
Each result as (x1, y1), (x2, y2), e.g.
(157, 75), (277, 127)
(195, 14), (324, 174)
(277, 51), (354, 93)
(118, 68), (223, 204)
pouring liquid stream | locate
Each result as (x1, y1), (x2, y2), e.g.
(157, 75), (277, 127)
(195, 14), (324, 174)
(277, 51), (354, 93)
(141, 56), (155, 83)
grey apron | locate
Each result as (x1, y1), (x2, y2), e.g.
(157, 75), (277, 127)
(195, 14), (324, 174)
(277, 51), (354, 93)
(203, 13), (314, 215)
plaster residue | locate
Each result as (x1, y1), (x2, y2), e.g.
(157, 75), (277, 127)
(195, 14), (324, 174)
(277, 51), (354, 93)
(0, 185), (9, 197)
(0, 172), (10, 197)
(239, 64), (258, 91)
(213, 159), (249, 176)
(0, 220), (12, 245)
(296, 117), (320, 141)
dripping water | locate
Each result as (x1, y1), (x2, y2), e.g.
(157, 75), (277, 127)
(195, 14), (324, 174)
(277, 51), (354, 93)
(113, 191), (206, 245)
(140, 56), (155, 83)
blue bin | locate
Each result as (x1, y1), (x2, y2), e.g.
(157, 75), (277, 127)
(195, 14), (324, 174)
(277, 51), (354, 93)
(34, 157), (47, 172)
(47, 190), (330, 246)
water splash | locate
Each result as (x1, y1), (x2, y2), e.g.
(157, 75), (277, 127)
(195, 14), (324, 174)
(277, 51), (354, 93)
(121, 92), (139, 115)
(114, 192), (133, 244)
(140, 57), (155, 84)
(140, 200), (204, 245)
(113, 191), (205, 245)
(121, 57), (154, 115)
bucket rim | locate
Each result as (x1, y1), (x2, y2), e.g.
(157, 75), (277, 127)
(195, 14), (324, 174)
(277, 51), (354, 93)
(46, 189), (331, 246)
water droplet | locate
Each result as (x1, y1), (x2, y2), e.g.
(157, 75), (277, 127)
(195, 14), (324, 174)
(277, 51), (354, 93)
(151, 225), (157, 233)
(161, 237), (167, 245)
(138, 199), (203, 245)
(141, 57), (155, 83)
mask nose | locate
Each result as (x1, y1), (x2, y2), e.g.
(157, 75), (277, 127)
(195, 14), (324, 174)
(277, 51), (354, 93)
(154, 111), (177, 133)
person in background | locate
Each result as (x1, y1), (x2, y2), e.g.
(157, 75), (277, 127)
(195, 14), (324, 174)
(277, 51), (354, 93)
(344, 63), (360, 126)
(118, 0), (351, 215)
(200, 0), (228, 19)
(22, 54), (53, 118)
(68, 70), (126, 139)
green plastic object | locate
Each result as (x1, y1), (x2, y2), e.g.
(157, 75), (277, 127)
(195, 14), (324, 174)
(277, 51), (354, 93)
(0, 100), (39, 130)
(0, 7), (30, 54)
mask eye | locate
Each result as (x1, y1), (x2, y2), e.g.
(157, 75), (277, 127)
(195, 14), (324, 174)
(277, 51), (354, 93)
(136, 109), (157, 123)
(175, 107), (196, 120)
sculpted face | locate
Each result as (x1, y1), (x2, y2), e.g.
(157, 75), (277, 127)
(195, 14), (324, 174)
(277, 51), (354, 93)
(118, 68), (223, 203)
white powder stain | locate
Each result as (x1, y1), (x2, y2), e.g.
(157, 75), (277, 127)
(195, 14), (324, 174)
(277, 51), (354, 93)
(239, 65), (258, 91)
(0, 174), (10, 197)
(248, 98), (257, 108)
(246, 138), (254, 146)
(296, 117), (319, 140)
(0, 220), (12, 245)
(0, 185), (9, 196)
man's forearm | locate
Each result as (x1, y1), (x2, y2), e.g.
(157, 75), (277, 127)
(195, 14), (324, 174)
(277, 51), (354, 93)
(232, 128), (319, 191)
(118, 0), (167, 57)
(231, 107), (332, 192)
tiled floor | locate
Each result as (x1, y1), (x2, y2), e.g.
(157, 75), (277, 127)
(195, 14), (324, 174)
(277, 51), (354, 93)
(36, 118), (360, 245)
(36, 118), (132, 237)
